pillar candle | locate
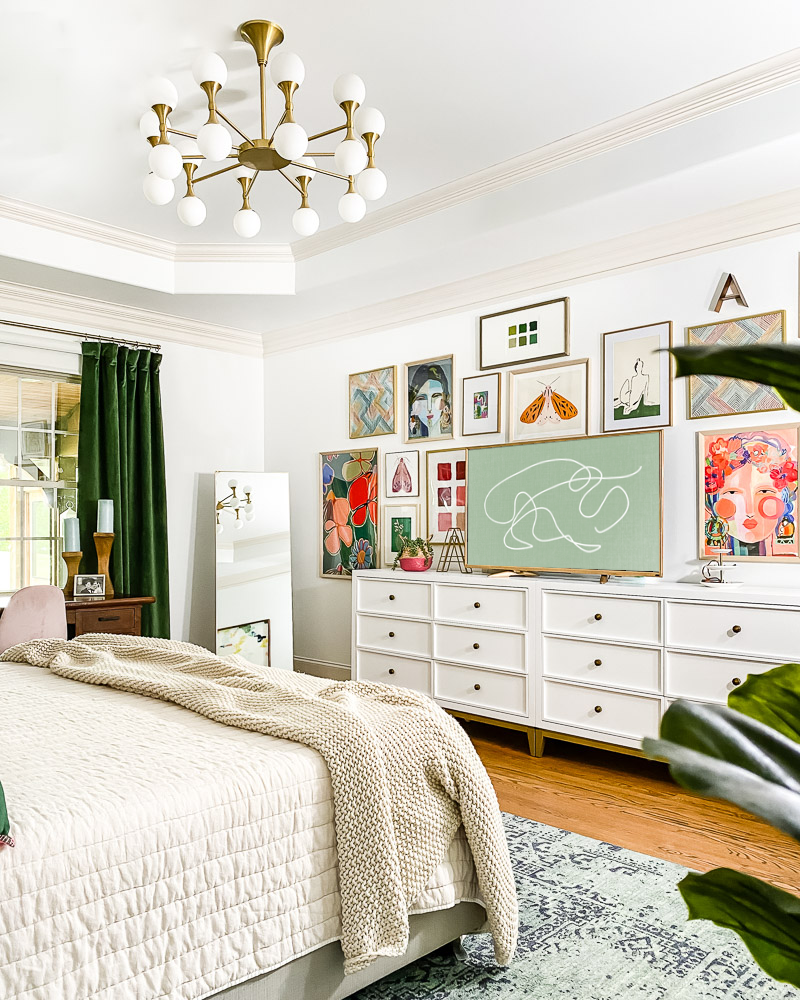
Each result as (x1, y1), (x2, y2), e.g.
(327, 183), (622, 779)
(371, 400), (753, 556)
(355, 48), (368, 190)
(97, 499), (114, 533)
(63, 517), (80, 552)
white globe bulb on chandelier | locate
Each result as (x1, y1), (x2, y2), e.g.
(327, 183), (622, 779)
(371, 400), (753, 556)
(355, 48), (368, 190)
(140, 19), (386, 238)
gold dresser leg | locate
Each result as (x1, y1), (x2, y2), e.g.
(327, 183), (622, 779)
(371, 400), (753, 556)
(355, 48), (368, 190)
(527, 728), (545, 757)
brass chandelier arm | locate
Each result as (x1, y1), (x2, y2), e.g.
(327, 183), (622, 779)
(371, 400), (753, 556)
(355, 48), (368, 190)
(307, 123), (347, 142)
(216, 110), (253, 145)
(260, 63), (267, 139)
(192, 162), (241, 184)
(245, 171), (259, 197)
(269, 110), (287, 142)
(279, 170), (303, 194)
(289, 160), (350, 182)
(167, 128), (198, 140)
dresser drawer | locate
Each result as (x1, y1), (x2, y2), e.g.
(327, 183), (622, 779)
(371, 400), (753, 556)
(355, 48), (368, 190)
(356, 614), (431, 656)
(434, 584), (527, 629)
(542, 592), (660, 644)
(434, 623), (525, 673)
(73, 605), (136, 636)
(357, 578), (431, 619)
(356, 650), (431, 695)
(542, 636), (660, 694)
(666, 601), (800, 661)
(542, 680), (661, 741)
(435, 661), (527, 716)
(665, 650), (778, 705)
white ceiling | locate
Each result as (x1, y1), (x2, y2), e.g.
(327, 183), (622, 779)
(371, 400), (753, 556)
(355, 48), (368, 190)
(4, 0), (800, 245)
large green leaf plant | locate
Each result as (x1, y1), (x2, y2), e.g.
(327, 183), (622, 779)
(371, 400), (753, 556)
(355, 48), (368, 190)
(643, 342), (800, 986)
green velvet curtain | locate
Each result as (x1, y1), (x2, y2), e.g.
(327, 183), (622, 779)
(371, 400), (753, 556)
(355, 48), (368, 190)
(77, 342), (170, 637)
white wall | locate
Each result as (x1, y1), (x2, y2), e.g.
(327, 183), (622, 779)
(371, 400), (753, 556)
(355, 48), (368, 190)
(0, 324), (264, 646)
(263, 231), (800, 673)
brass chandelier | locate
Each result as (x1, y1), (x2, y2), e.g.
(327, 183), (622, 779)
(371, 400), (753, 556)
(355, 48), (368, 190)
(140, 18), (387, 238)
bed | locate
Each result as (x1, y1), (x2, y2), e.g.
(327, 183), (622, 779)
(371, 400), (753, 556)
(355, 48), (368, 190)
(0, 657), (488, 1000)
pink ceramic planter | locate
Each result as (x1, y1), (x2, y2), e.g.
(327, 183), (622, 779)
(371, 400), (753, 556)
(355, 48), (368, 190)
(399, 555), (433, 572)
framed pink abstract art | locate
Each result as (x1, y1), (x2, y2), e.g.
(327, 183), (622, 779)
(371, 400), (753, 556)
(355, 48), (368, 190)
(426, 448), (466, 543)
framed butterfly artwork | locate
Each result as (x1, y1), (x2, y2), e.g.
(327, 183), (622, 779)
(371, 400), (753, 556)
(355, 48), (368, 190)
(509, 358), (589, 442)
(385, 450), (420, 498)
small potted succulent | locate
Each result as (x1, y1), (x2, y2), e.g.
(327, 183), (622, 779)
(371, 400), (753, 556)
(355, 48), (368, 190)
(392, 535), (434, 572)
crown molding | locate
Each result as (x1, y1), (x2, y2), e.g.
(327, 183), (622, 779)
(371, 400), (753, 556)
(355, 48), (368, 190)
(265, 186), (800, 354)
(0, 279), (263, 356)
(292, 46), (800, 261)
(174, 242), (293, 264)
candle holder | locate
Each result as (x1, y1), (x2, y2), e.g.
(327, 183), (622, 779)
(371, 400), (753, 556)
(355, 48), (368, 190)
(62, 551), (82, 599)
(93, 532), (115, 598)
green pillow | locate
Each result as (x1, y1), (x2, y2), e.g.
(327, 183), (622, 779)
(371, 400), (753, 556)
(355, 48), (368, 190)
(0, 780), (13, 847)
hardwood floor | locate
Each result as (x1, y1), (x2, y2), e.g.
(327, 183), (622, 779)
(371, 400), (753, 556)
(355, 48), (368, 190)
(464, 720), (800, 893)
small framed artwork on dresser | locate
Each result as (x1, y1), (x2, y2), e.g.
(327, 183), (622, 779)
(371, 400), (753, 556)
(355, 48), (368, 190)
(462, 372), (501, 436)
(602, 322), (672, 432)
(426, 448), (466, 543)
(382, 504), (420, 566)
(699, 423), (799, 561)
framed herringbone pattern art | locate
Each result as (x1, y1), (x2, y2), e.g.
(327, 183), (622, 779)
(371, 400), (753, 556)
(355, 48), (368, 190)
(348, 366), (396, 438)
(686, 310), (786, 419)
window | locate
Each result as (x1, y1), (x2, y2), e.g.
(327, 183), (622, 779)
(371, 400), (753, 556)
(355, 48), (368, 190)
(0, 366), (80, 593)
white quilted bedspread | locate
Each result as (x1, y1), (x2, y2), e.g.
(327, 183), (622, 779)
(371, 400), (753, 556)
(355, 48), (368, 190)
(0, 660), (482, 1000)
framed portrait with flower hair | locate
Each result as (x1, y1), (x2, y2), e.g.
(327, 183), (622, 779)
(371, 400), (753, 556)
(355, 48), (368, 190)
(320, 450), (378, 578)
(699, 424), (799, 562)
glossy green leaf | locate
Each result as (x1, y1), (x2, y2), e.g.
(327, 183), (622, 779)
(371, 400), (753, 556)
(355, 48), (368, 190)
(728, 662), (800, 745)
(679, 868), (800, 987)
(669, 344), (800, 412)
(642, 700), (800, 841)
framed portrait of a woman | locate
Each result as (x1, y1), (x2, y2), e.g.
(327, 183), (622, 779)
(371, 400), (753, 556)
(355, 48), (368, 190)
(404, 356), (454, 443)
(699, 424), (799, 561)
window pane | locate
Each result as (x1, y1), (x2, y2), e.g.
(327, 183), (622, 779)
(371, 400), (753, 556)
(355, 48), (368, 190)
(23, 486), (54, 537)
(0, 538), (20, 592)
(55, 433), (78, 484)
(20, 430), (53, 481)
(0, 427), (18, 477)
(21, 378), (52, 429)
(0, 372), (18, 427)
(25, 538), (53, 587)
(0, 485), (19, 539)
(56, 382), (80, 433)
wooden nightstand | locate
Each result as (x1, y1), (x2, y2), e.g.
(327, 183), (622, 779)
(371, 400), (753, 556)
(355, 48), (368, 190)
(66, 596), (155, 637)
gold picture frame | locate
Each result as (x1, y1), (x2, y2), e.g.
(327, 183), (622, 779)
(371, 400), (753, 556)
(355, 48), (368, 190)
(348, 365), (397, 439)
(425, 446), (467, 544)
(462, 371), (502, 436)
(601, 321), (673, 433)
(479, 296), (570, 371)
(508, 358), (589, 443)
(403, 355), (455, 444)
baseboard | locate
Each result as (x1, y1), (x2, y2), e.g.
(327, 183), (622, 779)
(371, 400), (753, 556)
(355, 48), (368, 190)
(294, 657), (351, 681)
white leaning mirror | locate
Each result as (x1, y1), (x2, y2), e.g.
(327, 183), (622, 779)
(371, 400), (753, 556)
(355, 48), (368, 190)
(214, 471), (294, 670)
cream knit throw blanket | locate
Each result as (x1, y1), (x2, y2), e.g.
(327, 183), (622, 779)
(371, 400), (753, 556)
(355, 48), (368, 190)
(2, 634), (517, 974)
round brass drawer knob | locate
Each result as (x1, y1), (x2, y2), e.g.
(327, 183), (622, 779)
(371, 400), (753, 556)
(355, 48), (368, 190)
(474, 602), (481, 609)
(594, 658), (602, 666)
(732, 624), (742, 634)
(388, 668), (395, 675)
(732, 677), (742, 686)
(473, 642), (480, 649)
(474, 683), (481, 691)
(594, 613), (603, 621)
(388, 631), (395, 637)
(389, 594), (395, 600)
(594, 705), (603, 713)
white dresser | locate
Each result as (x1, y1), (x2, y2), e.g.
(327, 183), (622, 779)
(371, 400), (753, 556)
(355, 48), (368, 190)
(351, 570), (800, 756)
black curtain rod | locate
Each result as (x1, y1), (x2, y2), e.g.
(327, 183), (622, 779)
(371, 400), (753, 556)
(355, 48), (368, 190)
(0, 319), (162, 352)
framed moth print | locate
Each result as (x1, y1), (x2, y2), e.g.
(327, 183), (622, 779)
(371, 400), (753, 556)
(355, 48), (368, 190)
(687, 310), (786, 419)
(699, 424), (799, 561)
(320, 450), (378, 578)
(385, 449), (420, 498)
(462, 372), (501, 436)
(602, 321), (672, 432)
(383, 504), (420, 566)
(509, 358), (589, 443)
(405, 356), (454, 443)
(348, 365), (396, 438)
(426, 448), (466, 543)
(479, 297), (569, 370)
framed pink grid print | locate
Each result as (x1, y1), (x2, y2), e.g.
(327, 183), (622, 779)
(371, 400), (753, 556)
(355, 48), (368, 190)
(426, 447), (466, 543)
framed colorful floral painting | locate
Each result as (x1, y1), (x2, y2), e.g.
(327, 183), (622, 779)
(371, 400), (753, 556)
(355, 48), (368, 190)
(404, 356), (454, 443)
(385, 449), (420, 498)
(699, 424), (799, 562)
(382, 504), (420, 566)
(426, 448), (466, 543)
(348, 366), (396, 438)
(320, 450), (378, 577)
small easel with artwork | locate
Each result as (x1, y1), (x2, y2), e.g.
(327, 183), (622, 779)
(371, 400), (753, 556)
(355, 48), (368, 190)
(437, 527), (471, 574)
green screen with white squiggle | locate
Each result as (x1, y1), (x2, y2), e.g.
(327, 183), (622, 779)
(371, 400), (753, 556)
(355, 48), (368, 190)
(465, 431), (662, 574)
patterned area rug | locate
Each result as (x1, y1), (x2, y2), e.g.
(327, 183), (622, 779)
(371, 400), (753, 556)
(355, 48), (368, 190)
(355, 813), (798, 999)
